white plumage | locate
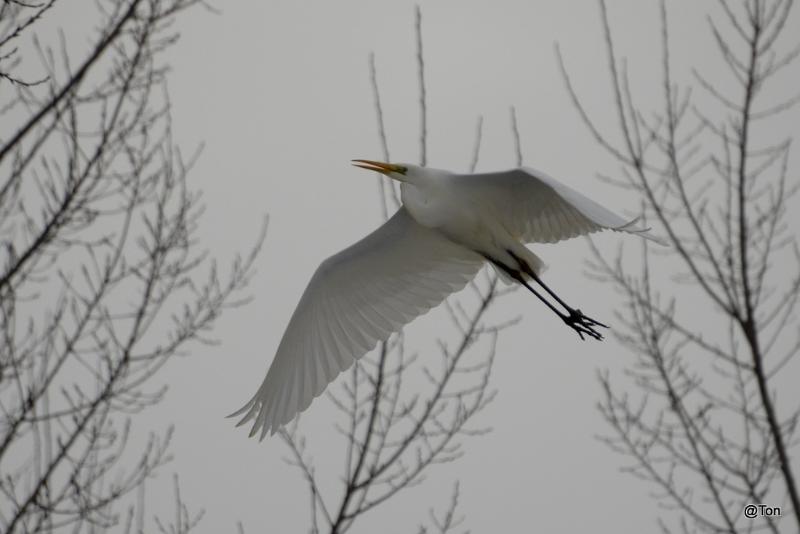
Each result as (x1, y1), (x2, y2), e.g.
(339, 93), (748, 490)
(232, 163), (662, 438)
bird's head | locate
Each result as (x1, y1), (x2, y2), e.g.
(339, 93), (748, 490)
(351, 159), (424, 185)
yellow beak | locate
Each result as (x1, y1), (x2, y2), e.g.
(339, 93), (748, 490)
(351, 159), (406, 176)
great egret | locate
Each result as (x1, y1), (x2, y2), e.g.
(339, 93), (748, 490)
(233, 160), (662, 438)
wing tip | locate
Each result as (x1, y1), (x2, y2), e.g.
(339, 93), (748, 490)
(229, 386), (306, 441)
(613, 217), (669, 246)
(227, 403), (253, 420)
(230, 400), (274, 440)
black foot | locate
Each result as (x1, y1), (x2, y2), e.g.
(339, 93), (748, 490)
(563, 308), (608, 341)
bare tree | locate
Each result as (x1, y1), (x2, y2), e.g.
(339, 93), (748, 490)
(280, 8), (517, 533)
(0, 1), (264, 532)
(559, 0), (800, 531)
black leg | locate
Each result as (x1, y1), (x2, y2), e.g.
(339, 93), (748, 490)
(487, 254), (606, 341)
(527, 266), (609, 332)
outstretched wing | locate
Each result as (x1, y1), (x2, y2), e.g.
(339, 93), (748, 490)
(232, 207), (484, 439)
(458, 167), (665, 245)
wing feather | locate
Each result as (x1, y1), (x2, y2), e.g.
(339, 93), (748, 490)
(233, 207), (484, 438)
(458, 167), (665, 245)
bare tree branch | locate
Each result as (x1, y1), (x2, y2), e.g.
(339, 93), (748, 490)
(562, 0), (800, 531)
(0, 1), (266, 531)
(280, 10), (512, 533)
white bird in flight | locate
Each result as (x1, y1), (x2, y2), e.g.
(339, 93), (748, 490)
(233, 160), (662, 439)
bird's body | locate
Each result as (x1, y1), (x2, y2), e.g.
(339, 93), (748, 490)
(401, 170), (510, 265)
(401, 168), (548, 279)
(232, 162), (663, 439)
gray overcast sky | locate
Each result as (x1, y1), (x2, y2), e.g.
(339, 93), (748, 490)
(36, 0), (800, 532)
